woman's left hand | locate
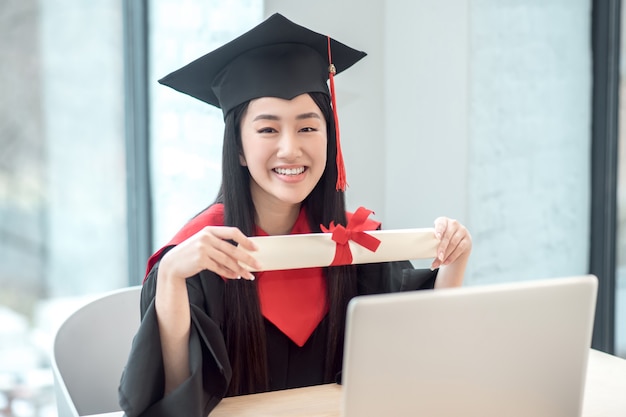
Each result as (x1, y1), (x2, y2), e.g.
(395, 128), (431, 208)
(430, 217), (472, 271)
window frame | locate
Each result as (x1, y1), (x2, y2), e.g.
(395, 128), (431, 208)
(590, 0), (621, 354)
(123, 0), (152, 285)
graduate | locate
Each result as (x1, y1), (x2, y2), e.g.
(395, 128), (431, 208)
(118, 13), (472, 417)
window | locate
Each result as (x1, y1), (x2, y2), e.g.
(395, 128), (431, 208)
(0, 1), (126, 415)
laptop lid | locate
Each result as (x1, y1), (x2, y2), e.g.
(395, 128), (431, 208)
(341, 275), (598, 417)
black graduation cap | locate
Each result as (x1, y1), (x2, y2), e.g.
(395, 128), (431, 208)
(158, 13), (367, 191)
(158, 13), (366, 115)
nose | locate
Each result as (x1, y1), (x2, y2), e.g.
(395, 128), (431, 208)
(276, 132), (302, 160)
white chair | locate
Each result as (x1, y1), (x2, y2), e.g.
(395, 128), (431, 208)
(51, 286), (142, 417)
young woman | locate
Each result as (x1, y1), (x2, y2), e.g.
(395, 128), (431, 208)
(119, 13), (471, 417)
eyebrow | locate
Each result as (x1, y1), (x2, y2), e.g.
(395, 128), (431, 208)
(252, 112), (322, 122)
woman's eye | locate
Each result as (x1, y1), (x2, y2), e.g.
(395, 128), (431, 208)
(257, 127), (277, 134)
(300, 127), (317, 132)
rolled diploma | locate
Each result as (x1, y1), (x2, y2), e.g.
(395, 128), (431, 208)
(239, 228), (439, 272)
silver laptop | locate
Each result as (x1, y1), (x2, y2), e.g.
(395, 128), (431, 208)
(341, 275), (598, 417)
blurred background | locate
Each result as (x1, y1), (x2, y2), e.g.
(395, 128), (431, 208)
(0, 0), (624, 416)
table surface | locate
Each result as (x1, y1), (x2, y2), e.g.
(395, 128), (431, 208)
(85, 349), (626, 417)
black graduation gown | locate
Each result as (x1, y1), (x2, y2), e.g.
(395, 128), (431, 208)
(118, 259), (437, 417)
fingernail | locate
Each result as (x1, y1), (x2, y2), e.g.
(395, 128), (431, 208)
(237, 276), (242, 280)
(439, 252), (444, 261)
(248, 273), (255, 281)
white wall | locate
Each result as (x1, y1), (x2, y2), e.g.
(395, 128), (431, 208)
(384, 1), (470, 229)
(467, 0), (592, 284)
(265, 0), (592, 284)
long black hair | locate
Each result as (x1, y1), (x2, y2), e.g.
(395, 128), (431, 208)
(214, 92), (358, 396)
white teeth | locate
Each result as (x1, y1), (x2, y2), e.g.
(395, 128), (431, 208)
(274, 167), (305, 175)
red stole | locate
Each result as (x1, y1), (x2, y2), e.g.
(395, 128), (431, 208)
(253, 209), (326, 347)
(144, 204), (380, 347)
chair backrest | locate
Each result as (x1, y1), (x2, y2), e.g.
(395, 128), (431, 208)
(51, 286), (142, 417)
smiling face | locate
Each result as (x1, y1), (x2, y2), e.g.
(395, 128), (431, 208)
(239, 93), (328, 212)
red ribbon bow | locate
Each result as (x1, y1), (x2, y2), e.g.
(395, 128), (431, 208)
(320, 207), (381, 266)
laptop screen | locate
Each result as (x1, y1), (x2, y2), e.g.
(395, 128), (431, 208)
(341, 275), (597, 417)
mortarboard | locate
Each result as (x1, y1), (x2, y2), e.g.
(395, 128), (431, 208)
(158, 13), (367, 191)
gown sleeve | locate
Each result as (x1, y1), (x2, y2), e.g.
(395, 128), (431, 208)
(356, 261), (438, 296)
(118, 260), (232, 417)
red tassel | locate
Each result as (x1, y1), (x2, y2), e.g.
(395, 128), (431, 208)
(327, 36), (347, 192)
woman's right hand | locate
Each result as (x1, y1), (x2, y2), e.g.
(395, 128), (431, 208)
(155, 226), (259, 394)
(159, 226), (261, 281)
